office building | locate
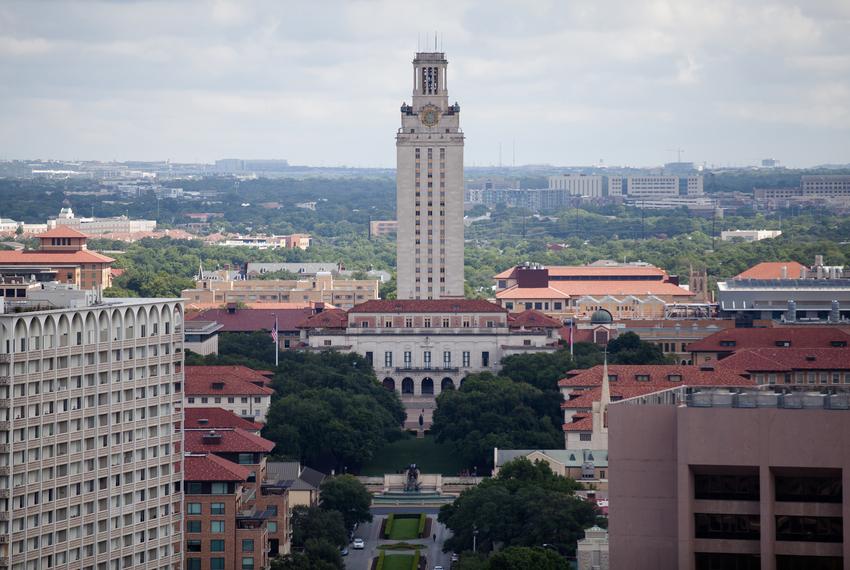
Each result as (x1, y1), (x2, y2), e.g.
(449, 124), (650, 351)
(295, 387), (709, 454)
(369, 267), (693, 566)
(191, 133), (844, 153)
(369, 220), (399, 238)
(218, 234), (311, 250)
(721, 230), (783, 242)
(298, 299), (560, 428)
(0, 290), (185, 570)
(548, 174), (604, 198)
(608, 385), (850, 570)
(801, 175), (850, 197)
(718, 257), (850, 323)
(396, 51), (465, 299)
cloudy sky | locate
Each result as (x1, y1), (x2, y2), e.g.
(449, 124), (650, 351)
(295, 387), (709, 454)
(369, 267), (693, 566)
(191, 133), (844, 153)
(1, 0), (849, 168)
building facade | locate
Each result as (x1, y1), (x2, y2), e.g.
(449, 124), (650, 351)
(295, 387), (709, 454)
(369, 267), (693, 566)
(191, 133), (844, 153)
(185, 366), (274, 423)
(299, 300), (560, 427)
(396, 51), (464, 299)
(369, 220), (399, 238)
(548, 174), (604, 198)
(0, 293), (185, 570)
(608, 386), (850, 570)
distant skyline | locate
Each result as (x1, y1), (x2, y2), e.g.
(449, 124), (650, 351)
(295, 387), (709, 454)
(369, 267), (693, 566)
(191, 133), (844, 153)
(1, 0), (849, 169)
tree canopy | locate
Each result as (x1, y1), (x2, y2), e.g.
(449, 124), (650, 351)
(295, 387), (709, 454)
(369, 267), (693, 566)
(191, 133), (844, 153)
(431, 375), (563, 471)
(439, 458), (596, 557)
(318, 474), (373, 532)
(273, 506), (346, 570)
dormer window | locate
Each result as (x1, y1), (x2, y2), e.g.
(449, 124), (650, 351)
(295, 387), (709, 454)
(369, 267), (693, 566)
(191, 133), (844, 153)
(607, 374), (618, 382)
(830, 341), (847, 347)
(211, 382), (224, 390)
(775, 340), (791, 347)
(719, 340), (736, 347)
(635, 374), (650, 382)
(668, 374), (682, 382)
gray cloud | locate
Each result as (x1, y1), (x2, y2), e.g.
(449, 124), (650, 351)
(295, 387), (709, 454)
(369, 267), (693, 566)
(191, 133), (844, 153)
(1, 0), (849, 167)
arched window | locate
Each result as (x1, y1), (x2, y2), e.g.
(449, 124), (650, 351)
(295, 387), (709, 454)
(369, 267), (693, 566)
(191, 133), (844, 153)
(421, 377), (434, 395)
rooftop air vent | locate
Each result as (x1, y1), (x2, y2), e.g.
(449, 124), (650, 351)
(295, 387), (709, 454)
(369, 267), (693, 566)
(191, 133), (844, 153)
(202, 430), (222, 444)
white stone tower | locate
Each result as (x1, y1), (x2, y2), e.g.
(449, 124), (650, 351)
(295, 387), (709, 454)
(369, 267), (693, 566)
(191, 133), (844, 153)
(396, 50), (465, 299)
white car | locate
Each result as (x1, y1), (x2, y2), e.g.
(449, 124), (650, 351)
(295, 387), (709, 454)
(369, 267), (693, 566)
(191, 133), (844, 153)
(352, 538), (365, 549)
(434, 566), (444, 570)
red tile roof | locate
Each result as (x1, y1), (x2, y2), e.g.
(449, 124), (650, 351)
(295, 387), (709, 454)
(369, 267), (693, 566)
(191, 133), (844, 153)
(37, 226), (90, 239)
(0, 250), (114, 264)
(184, 408), (263, 431)
(714, 347), (850, 373)
(184, 428), (276, 454)
(349, 299), (506, 313)
(558, 364), (753, 388)
(184, 307), (313, 333)
(185, 366), (275, 396)
(496, 286), (570, 300)
(297, 308), (349, 329)
(734, 261), (807, 280)
(564, 414), (594, 432)
(184, 453), (251, 482)
(687, 327), (850, 353)
(495, 265), (668, 280)
(508, 309), (563, 329)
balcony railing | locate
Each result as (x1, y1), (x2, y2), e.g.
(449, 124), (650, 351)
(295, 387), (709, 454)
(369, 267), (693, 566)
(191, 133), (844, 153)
(394, 365), (459, 373)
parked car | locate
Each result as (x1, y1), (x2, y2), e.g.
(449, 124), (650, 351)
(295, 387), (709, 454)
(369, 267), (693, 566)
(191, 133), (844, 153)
(352, 538), (365, 550)
(434, 566), (443, 570)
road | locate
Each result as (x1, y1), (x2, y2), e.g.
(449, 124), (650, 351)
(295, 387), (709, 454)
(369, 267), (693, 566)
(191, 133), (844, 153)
(345, 507), (453, 570)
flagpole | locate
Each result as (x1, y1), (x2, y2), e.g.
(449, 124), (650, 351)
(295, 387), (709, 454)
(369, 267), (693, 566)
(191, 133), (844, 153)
(569, 318), (574, 357)
(274, 313), (279, 368)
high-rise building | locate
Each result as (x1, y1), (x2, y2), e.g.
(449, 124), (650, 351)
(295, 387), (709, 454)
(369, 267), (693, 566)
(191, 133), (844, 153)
(0, 288), (185, 570)
(396, 51), (464, 300)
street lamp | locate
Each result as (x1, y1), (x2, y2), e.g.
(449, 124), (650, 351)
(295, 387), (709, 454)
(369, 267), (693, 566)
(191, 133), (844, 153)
(473, 525), (479, 553)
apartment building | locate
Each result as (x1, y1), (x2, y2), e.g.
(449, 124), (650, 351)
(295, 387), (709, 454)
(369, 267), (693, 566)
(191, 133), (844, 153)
(184, 366), (274, 423)
(0, 290), (185, 570)
(369, 220), (399, 238)
(608, 386), (850, 570)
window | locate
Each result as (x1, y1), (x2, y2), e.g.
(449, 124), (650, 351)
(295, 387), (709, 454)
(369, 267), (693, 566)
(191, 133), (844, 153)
(775, 475), (842, 503)
(237, 453), (254, 465)
(186, 540), (201, 552)
(423, 351), (431, 368)
(694, 473), (760, 501)
(442, 318), (450, 327)
(242, 558), (255, 570)
(694, 513), (760, 540)
(211, 503), (225, 515)
(211, 559), (225, 570)
(242, 539), (254, 552)
(384, 352), (393, 368)
(211, 482), (228, 494)
(462, 352), (470, 367)
(211, 521), (225, 533)
(365, 352), (373, 365)
(268, 522), (277, 532)
(481, 352), (489, 367)
(187, 559), (201, 570)
(403, 351), (411, 367)
(187, 503), (201, 515)
(635, 374), (650, 382)
(186, 521), (201, 533)
(775, 516), (843, 543)
(443, 351), (451, 366)
(579, 433), (592, 442)
(404, 317), (413, 328)
(210, 539), (225, 552)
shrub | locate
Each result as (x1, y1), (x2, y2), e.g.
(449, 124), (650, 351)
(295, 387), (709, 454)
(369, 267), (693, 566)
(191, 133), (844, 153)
(376, 550), (385, 570)
(412, 550), (420, 570)
(417, 514), (426, 537)
(384, 514), (395, 538)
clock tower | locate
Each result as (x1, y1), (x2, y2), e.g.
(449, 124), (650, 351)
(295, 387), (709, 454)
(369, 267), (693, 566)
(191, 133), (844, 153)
(396, 51), (465, 299)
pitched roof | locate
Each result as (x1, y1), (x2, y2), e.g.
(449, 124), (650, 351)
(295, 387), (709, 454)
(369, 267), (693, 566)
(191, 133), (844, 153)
(734, 261), (807, 280)
(508, 309), (563, 329)
(184, 453), (251, 482)
(184, 307), (313, 333)
(0, 250), (114, 265)
(297, 308), (349, 329)
(184, 408), (263, 431)
(496, 286), (570, 300)
(558, 364), (753, 389)
(687, 326), (850, 353)
(185, 365), (275, 396)
(714, 347), (850, 372)
(37, 226), (89, 239)
(184, 428), (276, 454)
(495, 265), (668, 280)
(349, 299), (506, 314)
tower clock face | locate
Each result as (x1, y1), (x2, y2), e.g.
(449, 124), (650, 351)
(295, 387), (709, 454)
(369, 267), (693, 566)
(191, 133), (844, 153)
(420, 105), (440, 127)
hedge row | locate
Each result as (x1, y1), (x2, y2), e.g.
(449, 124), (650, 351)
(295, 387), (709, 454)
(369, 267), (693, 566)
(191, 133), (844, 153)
(384, 513), (395, 538)
(412, 550), (420, 570)
(376, 551), (386, 570)
(417, 514), (426, 537)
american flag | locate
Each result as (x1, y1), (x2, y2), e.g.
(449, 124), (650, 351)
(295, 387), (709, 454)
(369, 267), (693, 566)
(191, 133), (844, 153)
(270, 319), (278, 343)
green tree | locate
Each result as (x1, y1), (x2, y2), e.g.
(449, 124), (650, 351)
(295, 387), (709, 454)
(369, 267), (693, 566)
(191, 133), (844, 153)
(499, 349), (577, 393)
(607, 331), (673, 364)
(319, 474), (373, 531)
(488, 547), (570, 570)
(290, 506), (347, 549)
(431, 375), (562, 471)
(438, 458), (596, 557)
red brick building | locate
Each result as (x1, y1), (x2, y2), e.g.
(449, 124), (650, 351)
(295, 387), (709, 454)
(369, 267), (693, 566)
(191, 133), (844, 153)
(185, 365), (275, 423)
(687, 326), (850, 364)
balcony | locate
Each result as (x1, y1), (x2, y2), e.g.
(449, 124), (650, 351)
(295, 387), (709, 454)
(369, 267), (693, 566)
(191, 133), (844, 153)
(394, 365), (459, 373)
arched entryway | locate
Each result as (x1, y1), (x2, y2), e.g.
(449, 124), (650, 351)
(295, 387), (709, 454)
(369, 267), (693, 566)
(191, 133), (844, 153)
(402, 377), (414, 395)
(421, 377), (434, 395)
(459, 377), (466, 388)
(382, 377), (395, 391)
(441, 377), (455, 391)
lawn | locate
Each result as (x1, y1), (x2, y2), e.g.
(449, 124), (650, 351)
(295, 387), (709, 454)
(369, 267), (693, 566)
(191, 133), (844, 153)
(387, 516), (421, 540)
(360, 433), (467, 476)
(382, 554), (415, 570)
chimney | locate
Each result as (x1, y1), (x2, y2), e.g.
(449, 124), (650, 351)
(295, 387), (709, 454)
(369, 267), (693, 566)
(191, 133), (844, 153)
(830, 300), (840, 323)
(780, 265), (787, 279)
(786, 300), (796, 322)
(815, 254), (824, 267)
(202, 430), (222, 444)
